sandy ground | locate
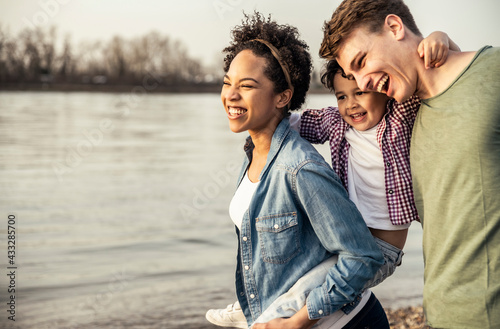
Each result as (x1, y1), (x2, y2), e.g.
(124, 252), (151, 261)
(70, 306), (430, 329)
(385, 306), (429, 329)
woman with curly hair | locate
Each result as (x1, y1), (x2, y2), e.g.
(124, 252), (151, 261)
(206, 12), (389, 329)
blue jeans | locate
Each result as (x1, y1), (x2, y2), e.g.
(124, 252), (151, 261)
(253, 237), (402, 325)
(340, 292), (389, 329)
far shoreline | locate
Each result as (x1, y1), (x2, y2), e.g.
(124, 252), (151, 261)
(0, 82), (331, 94)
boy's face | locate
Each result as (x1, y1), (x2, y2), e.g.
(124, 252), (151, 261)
(336, 25), (417, 103)
(334, 72), (389, 131)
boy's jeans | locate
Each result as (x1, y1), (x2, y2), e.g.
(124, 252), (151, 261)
(253, 237), (403, 325)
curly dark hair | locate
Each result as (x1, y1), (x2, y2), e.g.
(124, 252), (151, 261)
(223, 12), (312, 113)
(320, 60), (353, 92)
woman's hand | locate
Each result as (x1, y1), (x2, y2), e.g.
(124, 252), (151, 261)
(418, 31), (461, 69)
(252, 317), (296, 329)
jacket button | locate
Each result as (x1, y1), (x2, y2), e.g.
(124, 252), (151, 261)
(274, 224), (279, 229)
(244, 265), (250, 270)
(388, 189), (394, 194)
(242, 236), (248, 241)
(318, 310), (323, 315)
(250, 294), (255, 299)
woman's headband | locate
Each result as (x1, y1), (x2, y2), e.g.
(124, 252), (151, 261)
(251, 39), (294, 95)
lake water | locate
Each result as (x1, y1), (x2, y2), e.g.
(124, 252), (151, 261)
(0, 91), (424, 328)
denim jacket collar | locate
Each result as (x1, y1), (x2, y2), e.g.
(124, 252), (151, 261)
(239, 118), (290, 185)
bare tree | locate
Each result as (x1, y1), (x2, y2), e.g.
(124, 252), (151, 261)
(0, 25), (214, 89)
(105, 35), (127, 81)
(57, 34), (74, 81)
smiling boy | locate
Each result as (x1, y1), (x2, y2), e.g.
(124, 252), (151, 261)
(320, 0), (500, 328)
(296, 60), (420, 270)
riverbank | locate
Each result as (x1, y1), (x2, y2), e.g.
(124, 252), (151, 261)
(0, 82), (223, 93)
(81, 306), (429, 329)
(56, 306), (428, 329)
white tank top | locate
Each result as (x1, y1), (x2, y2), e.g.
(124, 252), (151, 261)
(229, 171), (260, 230)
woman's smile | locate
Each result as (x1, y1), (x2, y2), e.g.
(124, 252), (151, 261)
(227, 106), (248, 119)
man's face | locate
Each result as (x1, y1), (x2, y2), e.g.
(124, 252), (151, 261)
(336, 26), (417, 103)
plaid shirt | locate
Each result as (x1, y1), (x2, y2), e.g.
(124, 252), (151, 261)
(299, 96), (421, 225)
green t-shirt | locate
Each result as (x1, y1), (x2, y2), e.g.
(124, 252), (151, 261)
(411, 46), (500, 329)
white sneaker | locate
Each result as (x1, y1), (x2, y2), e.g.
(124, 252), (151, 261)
(206, 301), (247, 328)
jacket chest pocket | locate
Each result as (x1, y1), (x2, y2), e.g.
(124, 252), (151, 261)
(255, 212), (300, 264)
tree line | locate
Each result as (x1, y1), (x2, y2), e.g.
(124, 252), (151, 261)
(0, 25), (219, 89)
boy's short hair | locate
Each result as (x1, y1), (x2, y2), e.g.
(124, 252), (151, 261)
(319, 0), (422, 60)
(320, 60), (352, 92)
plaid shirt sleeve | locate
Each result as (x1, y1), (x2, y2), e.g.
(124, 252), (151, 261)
(299, 107), (343, 144)
(299, 107), (350, 189)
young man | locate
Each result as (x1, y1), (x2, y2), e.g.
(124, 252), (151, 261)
(319, 1), (500, 328)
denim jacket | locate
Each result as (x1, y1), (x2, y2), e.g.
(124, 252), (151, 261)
(234, 118), (384, 324)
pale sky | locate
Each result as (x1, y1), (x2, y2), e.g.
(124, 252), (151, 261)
(1, 0), (500, 69)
